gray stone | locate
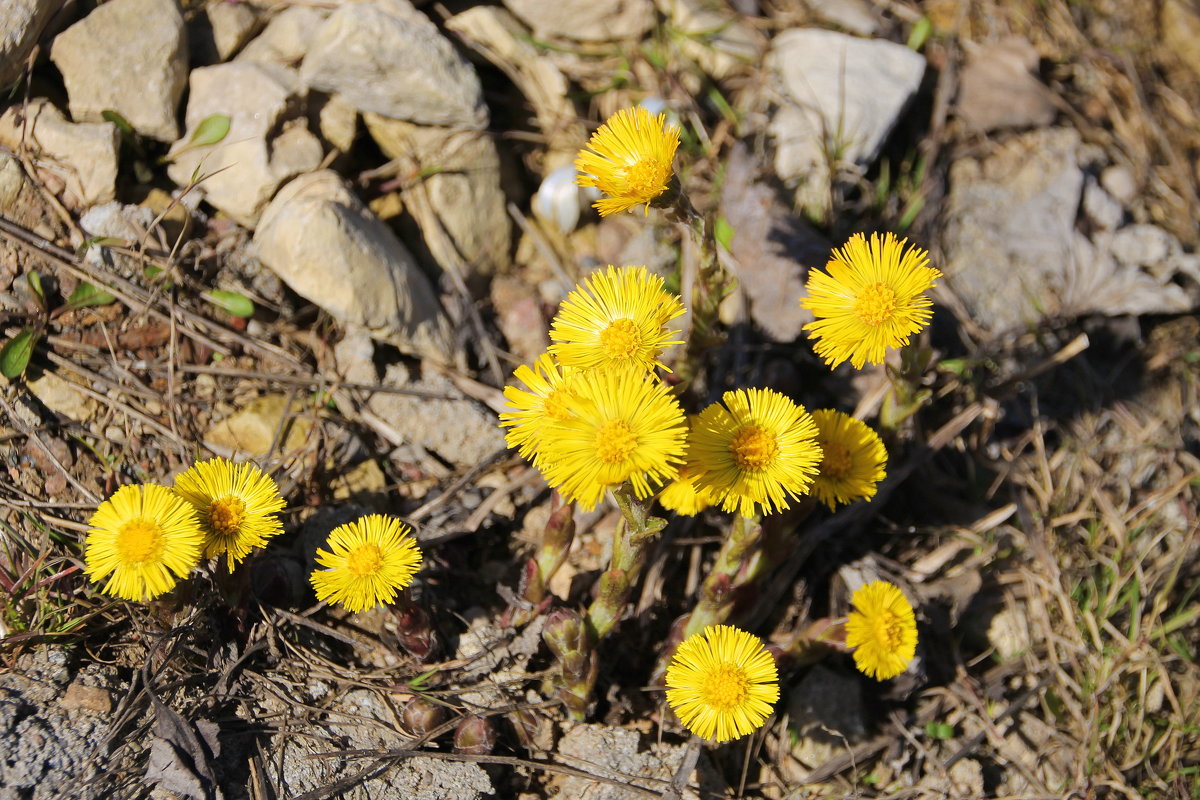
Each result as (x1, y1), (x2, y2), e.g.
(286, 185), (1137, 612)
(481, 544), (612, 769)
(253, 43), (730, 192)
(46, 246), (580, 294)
(1100, 164), (1137, 203)
(804, 0), (881, 35)
(235, 5), (330, 91)
(365, 115), (510, 276)
(1103, 223), (1179, 272)
(768, 29), (925, 213)
(253, 170), (455, 362)
(943, 128), (1192, 331)
(0, 0), (58, 87)
(556, 724), (721, 800)
(0, 99), (119, 207)
(955, 38), (1057, 133)
(1082, 175), (1124, 231)
(207, 0), (260, 60)
(504, 0), (656, 42)
(301, 0), (486, 128)
(166, 62), (320, 227)
(786, 664), (868, 769)
(50, 0), (187, 142)
(369, 365), (505, 468)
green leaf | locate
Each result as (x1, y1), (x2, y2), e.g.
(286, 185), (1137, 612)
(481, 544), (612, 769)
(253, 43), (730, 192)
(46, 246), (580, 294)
(907, 17), (933, 51)
(924, 721), (955, 740)
(76, 236), (125, 256)
(66, 282), (117, 309)
(101, 109), (135, 136)
(26, 271), (44, 307)
(189, 114), (231, 148)
(203, 290), (254, 318)
(144, 265), (166, 280)
(714, 216), (735, 251)
(0, 327), (39, 379)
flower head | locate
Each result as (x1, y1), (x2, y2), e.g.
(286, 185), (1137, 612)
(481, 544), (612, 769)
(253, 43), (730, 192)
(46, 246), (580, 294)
(500, 353), (578, 467)
(845, 580), (918, 680)
(658, 469), (722, 517)
(810, 410), (887, 511)
(801, 232), (942, 369)
(550, 265), (684, 374)
(173, 457), (286, 572)
(665, 625), (780, 742)
(688, 388), (823, 517)
(84, 484), (204, 601)
(310, 515), (422, 613)
(538, 367), (686, 511)
(576, 106), (680, 216)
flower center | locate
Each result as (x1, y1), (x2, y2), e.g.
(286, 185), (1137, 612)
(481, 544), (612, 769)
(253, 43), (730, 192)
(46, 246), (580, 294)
(595, 420), (638, 464)
(730, 425), (778, 471)
(874, 610), (906, 649)
(700, 663), (749, 710)
(116, 519), (164, 565)
(853, 282), (898, 326)
(346, 543), (384, 577)
(624, 158), (669, 200)
(208, 495), (247, 537)
(599, 318), (643, 360)
(544, 388), (573, 421)
(821, 441), (852, 479)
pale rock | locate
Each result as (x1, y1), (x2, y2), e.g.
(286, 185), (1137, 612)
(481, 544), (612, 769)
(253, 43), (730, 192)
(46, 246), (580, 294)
(331, 459), (387, 502)
(28, 371), (99, 423)
(0, 99), (119, 206)
(368, 365), (504, 468)
(78, 202), (157, 275)
(1103, 223), (1179, 274)
(556, 724), (721, 800)
(1082, 175), (1123, 231)
(768, 29), (925, 214)
(0, 152), (26, 210)
(947, 759), (985, 796)
(166, 62), (315, 227)
(207, 0), (261, 60)
(253, 170), (455, 362)
(235, 5), (329, 91)
(804, 0), (881, 35)
(0, 0), (58, 87)
(504, 0), (656, 42)
(268, 120), (324, 184)
(365, 115), (510, 276)
(1100, 164), (1137, 203)
(60, 683), (113, 714)
(787, 665), (868, 768)
(943, 128), (1192, 331)
(986, 603), (1031, 661)
(317, 93), (358, 153)
(491, 275), (549, 364)
(302, 0), (486, 128)
(204, 393), (313, 458)
(50, 0), (187, 142)
(657, 0), (762, 79)
(956, 37), (1057, 133)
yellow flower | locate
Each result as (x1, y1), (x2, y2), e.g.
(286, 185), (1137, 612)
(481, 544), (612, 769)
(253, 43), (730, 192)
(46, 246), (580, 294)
(173, 457), (286, 572)
(665, 625), (780, 743)
(538, 367), (686, 511)
(549, 265), (685, 374)
(499, 353), (578, 467)
(800, 232), (942, 369)
(809, 410), (887, 511)
(688, 388), (823, 517)
(84, 484), (204, 601)
(310, 515), (423, 614)
(658, 469), (722, 516)
(845, 580), (918, 680)
(576, 106), (680, 216)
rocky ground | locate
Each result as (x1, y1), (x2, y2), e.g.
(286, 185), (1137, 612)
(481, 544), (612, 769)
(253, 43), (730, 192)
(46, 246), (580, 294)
(1, 0), (1198, 798)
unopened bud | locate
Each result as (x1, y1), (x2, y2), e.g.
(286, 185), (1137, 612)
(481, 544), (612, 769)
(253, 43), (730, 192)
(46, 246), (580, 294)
(402, 697), (447, 737)
(393, 602), (438, 661)
(453, 715), (496, 755)
(543, 608), (590, 678)
(535, 501), (576, 580)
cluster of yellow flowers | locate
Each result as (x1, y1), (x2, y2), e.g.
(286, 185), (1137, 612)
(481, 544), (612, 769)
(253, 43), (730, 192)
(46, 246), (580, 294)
(537, 106), (931, 742)
(84, 457), (421, 612)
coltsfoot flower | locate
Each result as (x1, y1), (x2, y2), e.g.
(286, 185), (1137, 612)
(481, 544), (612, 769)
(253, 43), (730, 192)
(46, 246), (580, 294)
(310, 515), (422, 613)
(173, 457), (286, 572)
(549, 265), (684, 375)
(84, 484), (204, 601)
(688, 388), (823, 517)
(809, 410), (887, 511)
(575, 106), (680, 216)
(665, 625), (780, 742)
(500, 352), (577, 467)
(845, 580), (918, 680)
(801, 232), (942, 369)
(538, 367), (687, 511)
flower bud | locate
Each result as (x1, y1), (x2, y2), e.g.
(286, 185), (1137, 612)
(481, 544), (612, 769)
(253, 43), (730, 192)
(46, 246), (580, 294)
(402, 697), (447, 737)
(542, 608), (590, 678)
(453, 715), (496, 755)
(393, 602), (438, 661)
